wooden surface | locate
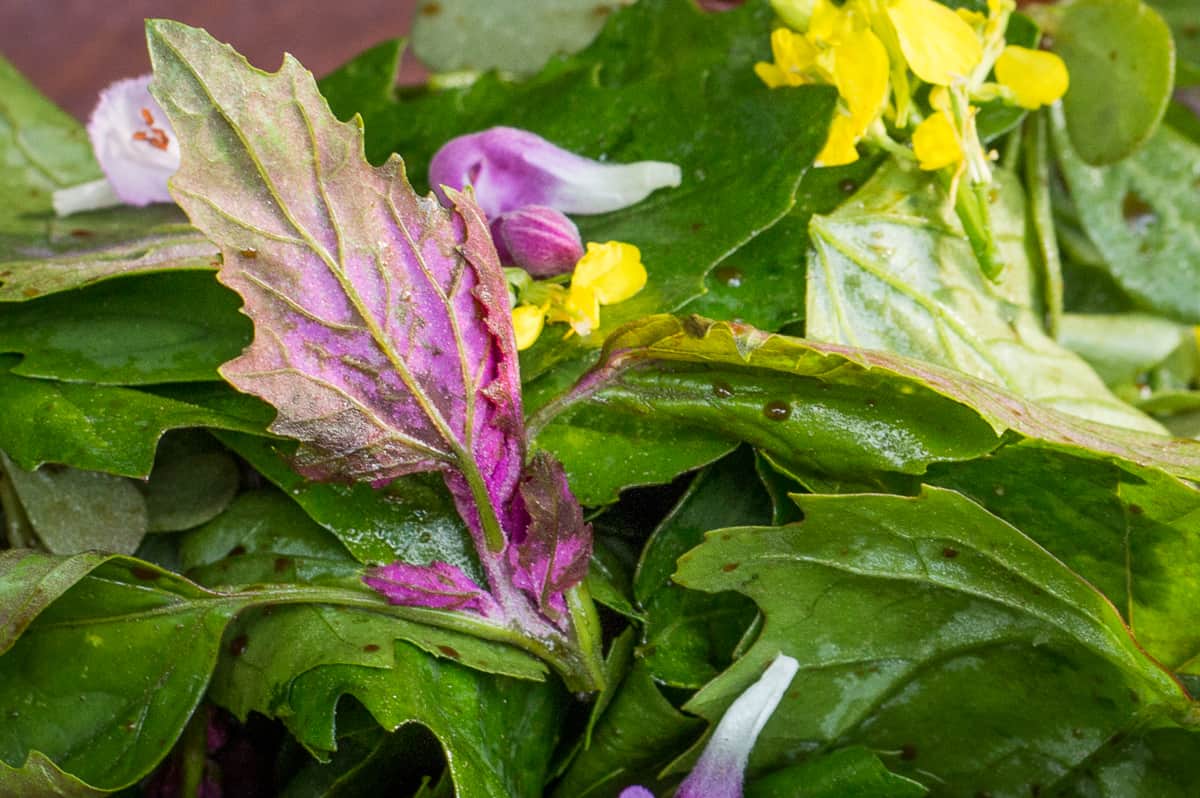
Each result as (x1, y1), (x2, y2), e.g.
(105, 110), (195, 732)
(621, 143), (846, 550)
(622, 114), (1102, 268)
(0, 0), (426, 119)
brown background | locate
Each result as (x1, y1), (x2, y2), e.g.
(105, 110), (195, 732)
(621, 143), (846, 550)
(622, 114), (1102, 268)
(0, 0), (426, 119)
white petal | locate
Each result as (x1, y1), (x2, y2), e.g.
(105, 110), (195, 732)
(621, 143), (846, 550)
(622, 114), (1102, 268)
(87, 75), (179, 206)
(537, 155), (683, 215)
(53, 178), (121, 217)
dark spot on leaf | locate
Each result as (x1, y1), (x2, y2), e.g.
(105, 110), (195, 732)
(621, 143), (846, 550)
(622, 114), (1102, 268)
(712, 380), (734, 398)
(1128, 503), (1143, 515)
(437, 645), (461, 659)
(721, 532), (733, 540)
(865, 398), (876, 408)
(713, 265), (743, 287)
(839, 178), (858, 194)
(721, 562), (739, 572)
(421, 1), (441, 14)
(131, 566), (159, 581)
(1030, 784), (1041, 797)
(229, 634), (249, 657)
(900, 743), (917, 760)
(988, 188), (1000, 204)
(763, 400), (791, 421)
(1109, 50), (1118, 61)
(593, 4), (613, 17)
(22, 288), (39, 298)
(1127, 689), (1139, 704)
(942, 547), (959, 559)
(70, 229), (93, 237)
(239, 248), (258, 259)
(228, 545), (247, 557)
(123, 721), (136, 732)
(363, 644), (381, 652)
(690, 222), (704, 232)
(273, 556), (291, 573)
(1121, 192), (1155, 231)
(683, 316), (709, 338)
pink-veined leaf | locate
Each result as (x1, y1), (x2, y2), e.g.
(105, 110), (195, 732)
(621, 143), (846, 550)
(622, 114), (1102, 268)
(146, 20), (524, 555)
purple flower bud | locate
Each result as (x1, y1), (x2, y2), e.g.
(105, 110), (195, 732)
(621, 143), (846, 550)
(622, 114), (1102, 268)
(429, 126), (682, 219)
(88, 75), (180, 206)
(490, 205), (585, 277)
(618, 788), (656, 798)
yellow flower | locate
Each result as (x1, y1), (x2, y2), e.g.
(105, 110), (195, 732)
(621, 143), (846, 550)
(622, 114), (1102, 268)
(512, 304), (547, 351)
(913, 111), (963, 170)
(816, 113), (861, 167)
(886, 0), (983, 86)
(754, 28), (817, 89)
(994, 46), (1069, 109)
(571, 241), (647, 305)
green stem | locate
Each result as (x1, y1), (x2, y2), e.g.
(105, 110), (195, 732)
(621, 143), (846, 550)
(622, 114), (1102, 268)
(179, 704), (209, 798)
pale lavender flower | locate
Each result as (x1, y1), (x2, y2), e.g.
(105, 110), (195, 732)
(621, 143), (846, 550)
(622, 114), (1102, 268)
(54, 75), (179, 215)
(428, 126), (682, 219)
(621, 654), (800, 798)
(490, 205), (585, 277)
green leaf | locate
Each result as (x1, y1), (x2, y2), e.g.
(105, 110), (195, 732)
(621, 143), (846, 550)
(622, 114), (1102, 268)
(317, 38), (404, 124)
(331, 0), (836, 380)
(0, 751), (109, 798)
(0, 454), (147, 554)
(926, 443), (1200, 670)
(1053, 725), (1200, 796)
(0, 361), (271, 477)
(0, 55), (218, 303)
(746, 747), (926, 798)
(0, 272), (248, 384)
(633, 448), (766, 688)
(1055, 0), (1176, 165)
(1051, 108), (1200, 324)
(216, 433), (480, 578)
(140, 430), (240, 532)
(1058, 313), (1190, 393)
(805, 160), (1160, 434)
(677, 488), (1192, 795)
(410, 0), (620, 76)
(552, 663), (703, 798)
(1149, 1), (1200, 86)
(534, 317), (1200, 498)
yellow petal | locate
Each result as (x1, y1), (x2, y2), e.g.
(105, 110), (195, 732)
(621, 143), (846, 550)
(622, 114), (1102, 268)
(831, 27), (890, 133)
(995, 46), (1069, 109)
(912, 111), (963, 170)
(571, 241), (647, 305)
(816, 113), (861, 167)
(809, 0), (851, 42)
(557, 284), (600, 337)
(887, 0), (983, 85)
(511, 305), (545, 351)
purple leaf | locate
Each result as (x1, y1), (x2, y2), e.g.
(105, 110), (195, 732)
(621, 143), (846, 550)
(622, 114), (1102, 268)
(429, 126), (682, 219)
(510, 453), (593, 617)
(365, 561), (500, 617)
(147, 22), (524, 557)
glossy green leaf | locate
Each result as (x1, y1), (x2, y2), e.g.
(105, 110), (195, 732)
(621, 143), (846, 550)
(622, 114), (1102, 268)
(0, 361), (271, 477)
(0, 454), (147, 554)
(1051, 108), (1200, 324)
(678, 488), (1193, 796)
(805, 160), (1160, 433)
(1055, 0), (1176, 165)
(330, 0), (836, 380)
(140, 431), (240, 532)
(633, 448), (766, 688)
(746, 747), (926, 798)
(411, 0), (621, 76)
(0, 272), (249, 384)
(0, 56), (218, 302)
(0, 751), (109, 798)
(535, 317), (1200, 488)
(551, 663), (703, 798)
(216, 433), (480, 578)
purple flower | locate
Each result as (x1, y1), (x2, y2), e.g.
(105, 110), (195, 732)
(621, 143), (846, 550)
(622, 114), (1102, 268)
(490, 205), (585, 277)
(54, 75), (180, 215)
(622, 654), (800, 798)
(428, 126), (682, 219)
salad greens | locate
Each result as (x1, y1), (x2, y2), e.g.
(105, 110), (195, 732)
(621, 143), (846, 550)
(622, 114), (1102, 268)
(2, 0), (1200, 796)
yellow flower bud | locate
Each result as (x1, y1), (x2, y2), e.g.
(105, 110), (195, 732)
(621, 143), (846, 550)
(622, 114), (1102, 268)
(571, 241), (647, 306)
(995, 46), (1069, 109)
(755, 27), (818, 88)
(511, 304), (546, 351)
(913, 111), (963, 170)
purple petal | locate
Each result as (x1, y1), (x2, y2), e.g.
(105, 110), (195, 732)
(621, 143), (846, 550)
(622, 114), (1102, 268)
(676, 654), (800, 798)
(490, 205), (584, 277)
(618, 788), (656, 798)
(365, 561), (500, 617)
(509, 453), (593, 617)
(87, 75), (179, 206)
(428, 126), (682, 218)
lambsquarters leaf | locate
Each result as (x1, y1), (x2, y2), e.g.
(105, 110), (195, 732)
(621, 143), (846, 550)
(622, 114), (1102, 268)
(0, 55), (218, 302)
(805, 160), (1161, 434)
(676, 488), (1194, 796)
(146, 20), (603, 687)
